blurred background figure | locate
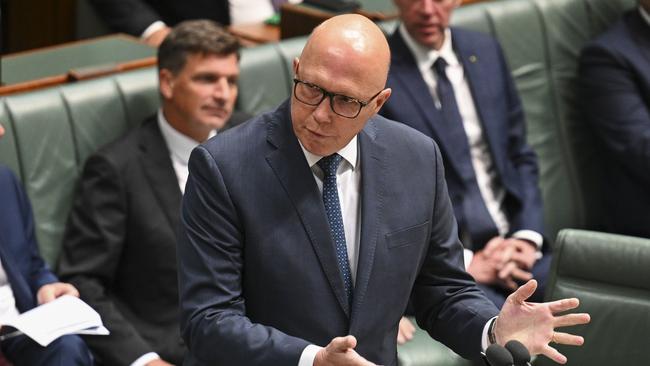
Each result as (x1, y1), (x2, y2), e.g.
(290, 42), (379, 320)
(578, 0), (650, 238)
(88, 0), (302, 46)
(57, 20), (248, 366)
(381, 0), (550, 313)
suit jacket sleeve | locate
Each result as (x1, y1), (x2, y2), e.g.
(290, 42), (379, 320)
(177, 146), (310, 365)
(89, 0), (160, 36)
(412, 140), (499, 359)
(579, 43), (650, 185)
(58, 155), (156, 365)
(6, 169), (59, 293)
(497, 42), (544, 235)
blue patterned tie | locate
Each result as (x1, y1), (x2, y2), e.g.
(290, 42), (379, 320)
(432, 57), (499, 249)
(318, 154), (354, 308)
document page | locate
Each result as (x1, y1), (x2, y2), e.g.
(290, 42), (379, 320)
(2, 295), (108, 346)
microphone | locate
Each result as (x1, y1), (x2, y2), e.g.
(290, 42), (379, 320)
(505, 340), (532, 366)
(485, 343), (514, 366)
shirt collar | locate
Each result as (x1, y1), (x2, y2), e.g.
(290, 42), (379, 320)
(157, 109), (216, 165)
(300, 135), (358, 170)
(640, 5), (650, 26)
(398, 24), (459, 73)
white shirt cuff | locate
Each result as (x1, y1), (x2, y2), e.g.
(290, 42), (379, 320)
(481, 316), (498, 351)
(130, 352), (160, 366)
(511, 230), (543, 250)
(141, 21), (167, 39)
(298, 344), (322, 366)
(463, 248), (474, 271)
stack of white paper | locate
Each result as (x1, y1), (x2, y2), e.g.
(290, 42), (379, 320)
(2, 295), (109, 346)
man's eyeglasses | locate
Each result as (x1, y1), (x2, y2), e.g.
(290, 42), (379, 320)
(293, 78), (382, 119)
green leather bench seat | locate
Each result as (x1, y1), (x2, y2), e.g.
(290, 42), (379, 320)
(0, 68), (159, 264)
(536, 229), (650, 365)
(237, 35), (308, 114)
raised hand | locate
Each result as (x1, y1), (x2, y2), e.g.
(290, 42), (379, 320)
(494, 280), (591, 364)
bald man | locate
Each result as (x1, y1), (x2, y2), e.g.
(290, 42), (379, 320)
(177, 14), (589, 366)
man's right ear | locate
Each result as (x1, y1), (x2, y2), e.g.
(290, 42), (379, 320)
(159, 69), (174, 99)
(293, 58), (300, 74)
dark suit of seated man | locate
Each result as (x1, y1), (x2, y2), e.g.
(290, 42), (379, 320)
(578, 0), (650, 238)
(380, 0), (550, 318)
(57, 20), (248, 366)
(0, 125), (92, 366)
(176, 14), (589, 366)
(88, 0), (288, 46)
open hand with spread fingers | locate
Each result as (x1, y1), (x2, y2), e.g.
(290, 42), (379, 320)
(494, 279), (591, 364)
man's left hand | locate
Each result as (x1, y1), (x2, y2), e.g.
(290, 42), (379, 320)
(36, 282), (80, 305)
(495, 280), (591, 364)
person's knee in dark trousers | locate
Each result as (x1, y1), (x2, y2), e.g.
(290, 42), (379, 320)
(2, 334), (92, 366)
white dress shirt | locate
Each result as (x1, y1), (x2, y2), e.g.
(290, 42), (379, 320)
(398, 25), (542, 264)
(158, 110), (216, 194)
(130, 111), (215, 366)
(230, 0), (303, 24)
(0, 260), (20, 324)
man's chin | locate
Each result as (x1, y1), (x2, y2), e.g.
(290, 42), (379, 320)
(202, 115), (231, 130)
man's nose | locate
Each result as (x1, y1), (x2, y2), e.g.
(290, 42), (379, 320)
(421, 0), (435, 15)
(312, 96), (333, 122)
(213, 77), (231, 100)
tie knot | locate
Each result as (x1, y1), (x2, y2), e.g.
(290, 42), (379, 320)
(317, 153), (343, 177)
(432, 57), (448, 76)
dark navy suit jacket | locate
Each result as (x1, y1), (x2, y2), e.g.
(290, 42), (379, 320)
(177, 100), (499, 365)
(0, 166), (58, 314)
(88, 0), (230, 36)
(381, 28), (544, 250)
(579, 9), (650, 237)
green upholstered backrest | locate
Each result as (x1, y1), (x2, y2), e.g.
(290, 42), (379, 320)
(536, 229), (650, 365)
(0, 68), (159, 266)
(236, 35), (308, 115)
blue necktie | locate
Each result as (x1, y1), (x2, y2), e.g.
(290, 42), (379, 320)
(432, 57), (499, 249)
(318, 154), (354, 308)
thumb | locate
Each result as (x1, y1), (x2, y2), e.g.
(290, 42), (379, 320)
(37, 286), (55, 304)
(482, 236), (504, 257)
(510, 279), (537, 304)
(330, 335), (357, 352)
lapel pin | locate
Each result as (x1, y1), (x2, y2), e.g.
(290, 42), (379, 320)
(469, 55), (478, 63)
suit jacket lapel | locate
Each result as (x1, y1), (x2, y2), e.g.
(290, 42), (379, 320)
(265, 101), (351, 317)
(389, 31), (475, 182)
(451, 28), (505, 175)
(138, 117), (182, 231)
(349, 119), (383, 330)
(0, 232), (32, 312)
